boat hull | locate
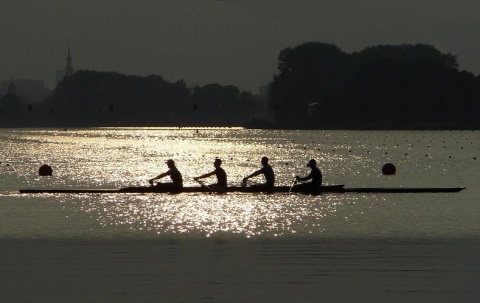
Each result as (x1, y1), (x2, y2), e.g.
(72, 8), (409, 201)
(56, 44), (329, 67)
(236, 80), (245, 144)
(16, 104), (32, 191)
(18, 185), (465, 194)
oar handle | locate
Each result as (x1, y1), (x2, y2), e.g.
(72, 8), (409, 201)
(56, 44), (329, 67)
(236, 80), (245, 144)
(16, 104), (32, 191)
(195, 179), (214, 191)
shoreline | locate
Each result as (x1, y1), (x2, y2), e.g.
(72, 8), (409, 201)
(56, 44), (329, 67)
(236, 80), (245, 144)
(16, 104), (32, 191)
(1, 124), (480, 130)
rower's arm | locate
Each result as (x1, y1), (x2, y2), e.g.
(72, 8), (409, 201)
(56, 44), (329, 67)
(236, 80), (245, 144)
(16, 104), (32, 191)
(245, 169), (262, 180)
(195, 171), (215, 180)
(297, 172), (312, 182)
(150, 172), (168, 182)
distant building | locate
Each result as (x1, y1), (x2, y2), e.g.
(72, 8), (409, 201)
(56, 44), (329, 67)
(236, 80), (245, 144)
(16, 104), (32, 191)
(0, 79), (50, 104)
(56, 46), (74, 84)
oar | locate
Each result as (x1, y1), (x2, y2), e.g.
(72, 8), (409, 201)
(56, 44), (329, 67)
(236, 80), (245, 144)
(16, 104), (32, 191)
(288, 179), (297, 193)
(288, 173), (298, 193)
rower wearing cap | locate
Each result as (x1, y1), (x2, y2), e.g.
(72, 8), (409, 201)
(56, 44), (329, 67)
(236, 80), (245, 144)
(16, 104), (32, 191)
(149, 159), (183, 190)
(242, 156), (275, 189)
(294, 159), (322, 190)
(194, 158), (227, 190)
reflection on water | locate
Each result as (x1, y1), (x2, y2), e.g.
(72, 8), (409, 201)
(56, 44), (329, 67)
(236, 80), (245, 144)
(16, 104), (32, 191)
(74, 193), (349, 238)
(1, 128), (479, 239)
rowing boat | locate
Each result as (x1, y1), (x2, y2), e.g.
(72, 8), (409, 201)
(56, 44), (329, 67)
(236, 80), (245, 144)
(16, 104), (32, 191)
(18, 185), (465, 194)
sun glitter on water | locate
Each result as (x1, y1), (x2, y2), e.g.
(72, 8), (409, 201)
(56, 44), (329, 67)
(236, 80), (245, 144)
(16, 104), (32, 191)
(74, 192), (347, 238)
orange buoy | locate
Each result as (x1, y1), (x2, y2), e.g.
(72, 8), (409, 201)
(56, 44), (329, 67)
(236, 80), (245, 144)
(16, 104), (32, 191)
(382, 163), (396, 175)
(39, 164), (53, 176)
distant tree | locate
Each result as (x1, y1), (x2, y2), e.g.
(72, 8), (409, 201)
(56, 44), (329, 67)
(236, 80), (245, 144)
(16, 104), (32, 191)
(270, 42), (351, 126)
(0, 92), (23, 114)
(48, 70), (191, 125)
(189, 84), (250, 125)
(43, 70), (252, 127)
(352, 44), (458, 70)
(347, 44), (476, 127)
(270, 41), (480, 129)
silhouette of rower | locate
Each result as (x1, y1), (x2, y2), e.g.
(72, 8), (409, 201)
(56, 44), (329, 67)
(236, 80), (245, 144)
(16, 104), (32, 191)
(194, 158), (227, 190)
(149, 159), (183, 190)
(243, 156), (275, 189)
(294, 159), (322, 190)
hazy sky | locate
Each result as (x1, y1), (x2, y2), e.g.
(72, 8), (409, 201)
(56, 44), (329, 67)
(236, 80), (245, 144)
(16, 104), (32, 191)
(1, 0), (479, 91)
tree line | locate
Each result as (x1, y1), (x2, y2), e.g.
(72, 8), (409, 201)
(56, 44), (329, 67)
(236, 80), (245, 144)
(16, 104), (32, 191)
(1, 71), (255, 127)
(2, 42), (480, 129)
(268, 42), (480, 129)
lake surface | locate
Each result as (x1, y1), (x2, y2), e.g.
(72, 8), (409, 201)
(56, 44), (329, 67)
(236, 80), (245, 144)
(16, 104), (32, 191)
(1, 128), (478, 240)
(1, 128), (479, 302)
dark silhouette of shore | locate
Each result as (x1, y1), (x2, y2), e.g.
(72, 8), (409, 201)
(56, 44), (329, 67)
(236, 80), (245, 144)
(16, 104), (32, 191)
(269, 43), (480, 130)
(2, 42), (479, 129)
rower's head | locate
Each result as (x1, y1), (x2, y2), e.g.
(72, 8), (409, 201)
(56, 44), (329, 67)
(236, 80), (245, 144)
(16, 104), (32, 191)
(261, 156), (269, 166)
(214, 158), (222, 167)
(166, 159), (175, 168)
(307, 159), (316, 168)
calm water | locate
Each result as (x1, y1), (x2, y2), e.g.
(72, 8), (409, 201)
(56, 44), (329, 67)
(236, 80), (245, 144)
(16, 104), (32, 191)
(2, 128), (480, 302)
(1, 128), (478, 240)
